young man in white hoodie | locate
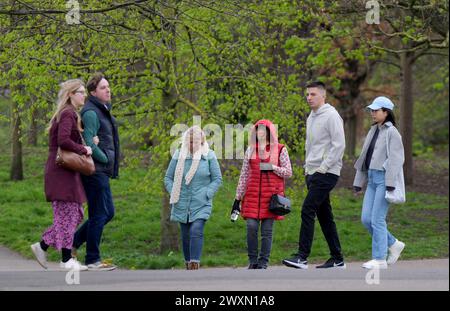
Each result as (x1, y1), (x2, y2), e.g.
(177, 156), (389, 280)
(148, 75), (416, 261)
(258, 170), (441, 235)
(283, 81), (346, 269)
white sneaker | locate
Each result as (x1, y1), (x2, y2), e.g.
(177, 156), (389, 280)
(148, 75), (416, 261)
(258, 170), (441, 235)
(387, 240), (405, 265)
(60, 258), (88, 271)
(362, 259), (388, 269)
(30, 242), (48, 269)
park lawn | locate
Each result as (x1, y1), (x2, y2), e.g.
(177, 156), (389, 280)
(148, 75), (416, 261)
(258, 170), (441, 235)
(0, 146), (448, 269)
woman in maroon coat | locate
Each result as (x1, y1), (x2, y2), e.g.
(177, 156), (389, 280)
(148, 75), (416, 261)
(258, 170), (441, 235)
(232, 120), (293, 269)
(31, 79), (92, 271)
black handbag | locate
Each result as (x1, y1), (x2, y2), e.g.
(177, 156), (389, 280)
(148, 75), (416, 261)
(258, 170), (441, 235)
(269, 194), (291, 216)
(265, 171), (291, 216)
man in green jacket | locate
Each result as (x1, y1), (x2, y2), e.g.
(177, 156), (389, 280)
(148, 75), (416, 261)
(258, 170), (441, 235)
(73, 73), (120, 271)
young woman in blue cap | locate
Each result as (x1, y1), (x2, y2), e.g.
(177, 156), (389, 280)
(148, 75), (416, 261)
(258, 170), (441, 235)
(353, 96), (406, 269)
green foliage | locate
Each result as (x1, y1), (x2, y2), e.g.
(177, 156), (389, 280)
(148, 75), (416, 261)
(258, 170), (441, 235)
(0, 0), (447, 261)
(0, 98), (10, 143)
(3, 1), (418, 185)
(413, 56), (449, 148)
(0, 0), (330, 193)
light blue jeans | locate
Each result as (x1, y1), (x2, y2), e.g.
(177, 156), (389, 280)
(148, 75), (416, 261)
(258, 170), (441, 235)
(361, 169), (397, 260)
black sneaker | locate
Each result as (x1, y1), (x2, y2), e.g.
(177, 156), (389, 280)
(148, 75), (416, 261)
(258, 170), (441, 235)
(282, 254), (308, 269)
(248, 263), (258, 269)
(316, 258), (346, 269)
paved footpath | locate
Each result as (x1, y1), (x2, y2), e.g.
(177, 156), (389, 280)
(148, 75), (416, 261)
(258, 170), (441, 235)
(0, 246), (448, 291)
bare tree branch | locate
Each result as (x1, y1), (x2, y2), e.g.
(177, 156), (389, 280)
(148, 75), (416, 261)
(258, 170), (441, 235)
(0, 0), (150, 15)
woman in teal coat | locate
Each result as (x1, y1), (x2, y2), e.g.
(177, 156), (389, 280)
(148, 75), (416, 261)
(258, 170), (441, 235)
(164, 126), (222, 270)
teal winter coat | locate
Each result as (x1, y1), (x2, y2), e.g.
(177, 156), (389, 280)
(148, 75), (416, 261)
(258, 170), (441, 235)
(164, 150), (222, 223)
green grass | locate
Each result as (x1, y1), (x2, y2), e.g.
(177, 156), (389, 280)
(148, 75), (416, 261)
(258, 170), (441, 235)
(0, 146), (448, 269)
(416, 151), (449, 175)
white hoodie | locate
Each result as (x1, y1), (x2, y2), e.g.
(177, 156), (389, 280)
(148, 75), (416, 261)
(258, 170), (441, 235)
(304, 103), (346, 176)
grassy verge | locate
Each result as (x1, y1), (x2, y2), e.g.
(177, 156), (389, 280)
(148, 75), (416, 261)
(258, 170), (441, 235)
(0, 147), (448, 269)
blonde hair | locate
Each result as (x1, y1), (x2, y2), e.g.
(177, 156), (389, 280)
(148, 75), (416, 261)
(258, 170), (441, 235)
(186, 125), (206, 146)
(47, 79), (84, 133)
(170, 126), (210, 204)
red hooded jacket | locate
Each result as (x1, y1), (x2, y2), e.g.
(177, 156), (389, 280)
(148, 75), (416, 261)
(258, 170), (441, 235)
(241, 120), (285, 220)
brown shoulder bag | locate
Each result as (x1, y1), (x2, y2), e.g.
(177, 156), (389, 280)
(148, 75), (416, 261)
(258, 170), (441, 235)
(55, 131), (95, 176)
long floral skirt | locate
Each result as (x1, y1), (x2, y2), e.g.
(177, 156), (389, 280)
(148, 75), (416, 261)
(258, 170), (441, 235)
(42, 201), (84, 250)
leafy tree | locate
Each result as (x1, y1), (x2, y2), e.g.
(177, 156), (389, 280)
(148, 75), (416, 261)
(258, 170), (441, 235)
(361, 0), (449, 184)
(0, 0), (310, 252)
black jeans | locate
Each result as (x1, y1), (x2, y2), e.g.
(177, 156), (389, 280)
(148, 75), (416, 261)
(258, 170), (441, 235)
(73, 173), (115, 265)
(298, 172), (343, 261)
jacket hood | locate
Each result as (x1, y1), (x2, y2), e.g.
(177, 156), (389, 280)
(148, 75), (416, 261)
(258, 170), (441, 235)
(311, 103), (334, 116)
(249, 119), (280, 165)
(250, 119), (279, 147)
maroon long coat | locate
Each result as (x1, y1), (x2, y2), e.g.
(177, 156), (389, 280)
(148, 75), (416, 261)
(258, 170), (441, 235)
(44, 108), (87, 204)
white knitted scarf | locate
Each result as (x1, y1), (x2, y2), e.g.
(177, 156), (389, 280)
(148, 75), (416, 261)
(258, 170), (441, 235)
(170, 127), (210, 204)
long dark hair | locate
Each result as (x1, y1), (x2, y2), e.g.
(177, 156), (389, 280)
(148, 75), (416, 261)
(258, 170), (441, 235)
(372, 108), (397, 127)
(382, 108), (396, 126)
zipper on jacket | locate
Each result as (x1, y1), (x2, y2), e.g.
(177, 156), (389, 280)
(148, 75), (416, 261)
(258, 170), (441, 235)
(258, 170), (262, 219)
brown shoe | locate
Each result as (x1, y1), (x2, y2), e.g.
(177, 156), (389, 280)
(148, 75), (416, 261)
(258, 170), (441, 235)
(185, 262), (189, 270)
(188, 262), (200, 270)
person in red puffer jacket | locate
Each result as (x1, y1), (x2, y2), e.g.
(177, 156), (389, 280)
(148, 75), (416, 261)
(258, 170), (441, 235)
(232, 119), (293, 269)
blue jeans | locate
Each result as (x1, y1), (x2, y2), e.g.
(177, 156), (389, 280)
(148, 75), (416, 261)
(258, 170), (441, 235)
(361, 169), (397, 260)
(180, 219), (206, 262)
(73, 173), (115, 265)
(247, 218), (274, 268)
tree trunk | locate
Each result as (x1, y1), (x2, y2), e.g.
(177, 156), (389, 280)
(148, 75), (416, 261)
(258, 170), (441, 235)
(160, 188), (179, 253)
(159, 92), (179, 253)
(9, 1), (24, 180)
(28, 107), (38, 146)
(159, 6), (179, 254)
(344, 112), (357, 158)
(399, 51), (414, 186)
(356, 104), (365, 148)
(341, 97), (365, 158)
(10, 100), (23, 180)
(159, 85), (180, 254)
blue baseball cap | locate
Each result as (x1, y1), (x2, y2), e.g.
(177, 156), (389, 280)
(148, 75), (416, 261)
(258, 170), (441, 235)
(367, 96), (395, 111)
